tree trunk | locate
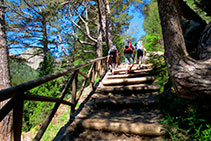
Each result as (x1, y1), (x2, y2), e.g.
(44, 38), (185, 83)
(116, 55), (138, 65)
(97, 0), (103, 58)
(96, 27), (103, 58)
(97, 0), (113, 49)
(157, 0), (211, 98)
(0, 0), (12, 140)
(96, 0), (104, 76)
(105, 0), (113, 49)
(42, 18), (48, 55)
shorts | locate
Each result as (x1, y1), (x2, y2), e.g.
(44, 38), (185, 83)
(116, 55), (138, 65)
(137, 49), (143, 62)
(108, 56), (116, 69)
(124, 53), (134, 64)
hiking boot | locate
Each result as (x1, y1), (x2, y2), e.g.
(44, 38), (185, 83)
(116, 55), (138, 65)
(125, 69), (129, 74)
(112, 69), (115, 75)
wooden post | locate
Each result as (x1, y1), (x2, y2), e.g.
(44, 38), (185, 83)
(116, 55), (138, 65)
(12, 94), (24, 141)
(76, 63), (95, 103)
(71, 70), (78, 115)
(91, 63), (96, 90)
(98, 60), (103, 78)
(102, 60), (107, 72)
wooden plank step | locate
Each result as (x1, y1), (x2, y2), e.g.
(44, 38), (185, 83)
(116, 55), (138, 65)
(75, 109), (166, 136)
(53, 101), (165, 140)
(96, 83), (160, 93)
(113, 68), (153, 74)
(118, 63), (153, 68)
(107, 72), (150, 79)
(102, 76), (154, 86)
(91, 94), (159, 108)
(78, 119), (165, 136)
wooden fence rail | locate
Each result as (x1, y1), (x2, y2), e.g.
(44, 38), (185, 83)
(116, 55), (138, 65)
(0, 56), (107, 141)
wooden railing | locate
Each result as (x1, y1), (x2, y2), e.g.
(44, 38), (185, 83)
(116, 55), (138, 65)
(0, 56), (107, 141)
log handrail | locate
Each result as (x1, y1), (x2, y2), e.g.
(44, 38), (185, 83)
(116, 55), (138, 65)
(0, 56), (107, 141)
(0, 57), (106, 101)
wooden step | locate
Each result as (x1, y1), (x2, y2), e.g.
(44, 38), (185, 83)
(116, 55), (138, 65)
(113, 68), (153, 74)
(74, 109), (166, 136)
(96, 83), (160, 93)
(107, 72), (150, 79)
(78, 119), (165, 136)
(118, 63), (153, 68)
(102, 76), (154, 86)
(91, 94), (159, 109)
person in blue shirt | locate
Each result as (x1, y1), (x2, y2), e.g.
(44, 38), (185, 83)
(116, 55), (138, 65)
(135, 40), (146, 69)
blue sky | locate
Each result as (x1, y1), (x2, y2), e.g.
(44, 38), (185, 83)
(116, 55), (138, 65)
(126, 6), (146, 42)
(8, 2), (146, 55)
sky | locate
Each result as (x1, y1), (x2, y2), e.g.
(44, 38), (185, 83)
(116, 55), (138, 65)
(126, 5), (146, 42)
(8, 2), (146, 55)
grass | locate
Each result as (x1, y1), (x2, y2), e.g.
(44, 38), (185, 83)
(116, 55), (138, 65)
(158, 88), (211, 140)
(41, 106), (70, 141)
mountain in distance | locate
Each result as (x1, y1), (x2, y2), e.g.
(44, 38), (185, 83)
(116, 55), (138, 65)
(9, 48), (43, 86)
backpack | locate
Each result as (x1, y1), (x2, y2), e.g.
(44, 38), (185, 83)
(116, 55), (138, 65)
(124, 39), (133, 53)
(136, 41), (143, 51)
(108, 45), (117, 57)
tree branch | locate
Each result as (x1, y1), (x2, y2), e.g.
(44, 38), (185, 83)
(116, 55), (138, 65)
(68, 4), (97, 43)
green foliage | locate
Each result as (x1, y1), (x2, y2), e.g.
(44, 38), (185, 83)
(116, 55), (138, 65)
(147, 53), (167, 92)
(160, 90), (211, 140)
(39, 52), (55, 77)
(9, 58), (38, 86)
(144, 35), (163, 52)
(148, 53), (211, 140)
(23, 80), (62, 132)
(41, 107), (70, 141)
(142, 1), (163, 52)
(186, 0), (211, 23)
(21, 51), (69, 132)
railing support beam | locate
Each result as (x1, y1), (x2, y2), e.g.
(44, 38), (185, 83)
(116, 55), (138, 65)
(71, 70), (78, 115)
(12, 94), (24, 141)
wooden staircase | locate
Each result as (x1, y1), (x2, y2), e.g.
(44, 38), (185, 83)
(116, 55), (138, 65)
(54, 64), (167, 140)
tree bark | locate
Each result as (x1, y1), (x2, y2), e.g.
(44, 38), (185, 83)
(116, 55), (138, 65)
(105, 0), (113, 49)
(97, 0), (113, 49)
(42, 19), (48, 55)
(96, 20), (103, 58)
(157, 0), (211, 98)
(0, 0), (12, 140)
(96, 0), (104, 58)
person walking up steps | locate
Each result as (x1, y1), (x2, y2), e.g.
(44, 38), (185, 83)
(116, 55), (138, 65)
(123, 38), (135, 74)
(135, 40), (146, 70)
(107, 45), (119, 75)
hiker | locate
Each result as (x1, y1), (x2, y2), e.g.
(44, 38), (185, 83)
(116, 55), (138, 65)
(107, 45), (119, 74)
(135, 40), (146, 69)
(123, 38), (135, 74)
